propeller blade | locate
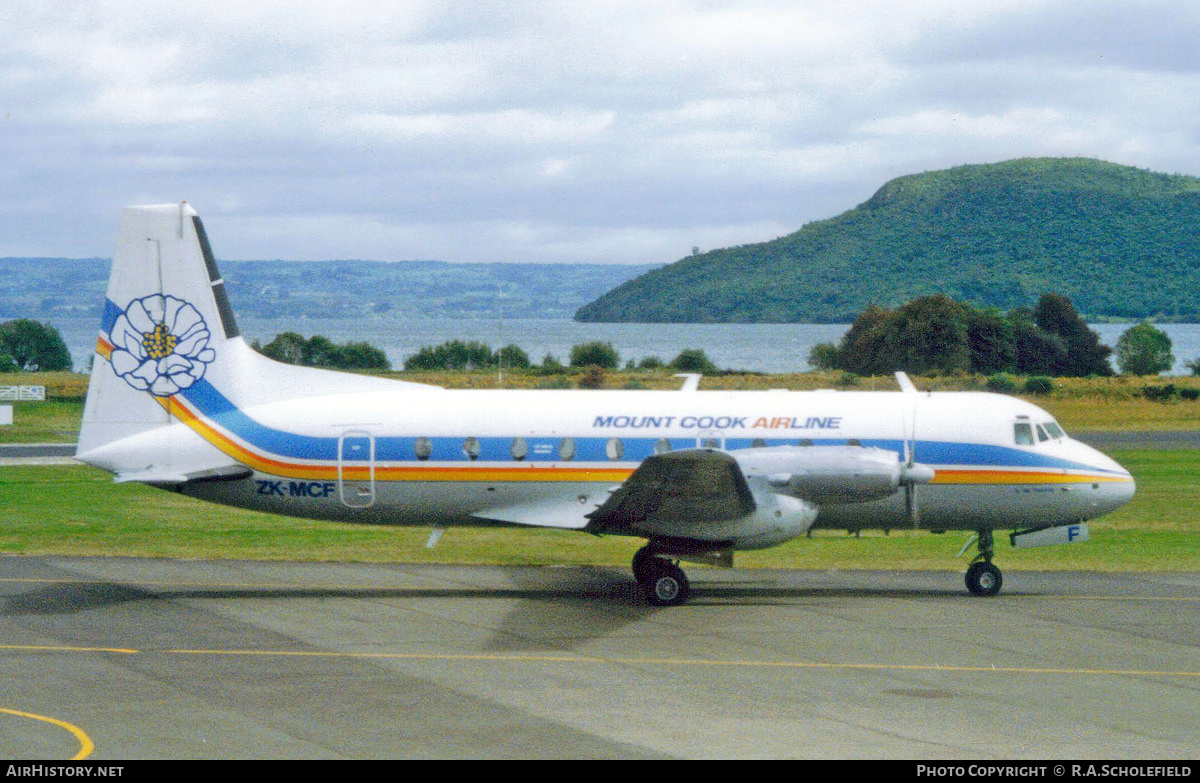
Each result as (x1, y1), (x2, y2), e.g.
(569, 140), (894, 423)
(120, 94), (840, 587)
(897, 374), (923, 527)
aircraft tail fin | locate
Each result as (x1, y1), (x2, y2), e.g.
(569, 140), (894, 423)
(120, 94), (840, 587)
(79, 202), (433, 475)
(79, 203), (237, 462)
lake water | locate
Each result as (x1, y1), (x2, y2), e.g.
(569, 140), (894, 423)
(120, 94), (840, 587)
(37, 315), (1200, 376)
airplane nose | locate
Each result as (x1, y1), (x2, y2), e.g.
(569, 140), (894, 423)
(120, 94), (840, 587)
(1099, 475), (1136, 513)
(1086, 446), (1135, 513)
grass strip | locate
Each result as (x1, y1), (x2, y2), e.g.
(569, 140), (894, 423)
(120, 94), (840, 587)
(1, 449), (1195, 570)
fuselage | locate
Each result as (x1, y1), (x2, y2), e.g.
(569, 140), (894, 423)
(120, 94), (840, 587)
(92, 380), (1134, 542)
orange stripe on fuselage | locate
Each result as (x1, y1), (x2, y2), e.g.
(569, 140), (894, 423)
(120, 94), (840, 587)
(931, 469), (1131, 485)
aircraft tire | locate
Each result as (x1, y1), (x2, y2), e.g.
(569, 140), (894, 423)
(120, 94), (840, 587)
(641, 560), (691, 607)
(965, 561), (1003, 596)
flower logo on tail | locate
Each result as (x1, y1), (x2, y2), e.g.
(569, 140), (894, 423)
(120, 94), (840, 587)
(109, 295), (216, 397)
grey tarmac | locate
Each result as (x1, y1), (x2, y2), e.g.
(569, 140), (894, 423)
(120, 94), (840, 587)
(1, 557), (1198, 759)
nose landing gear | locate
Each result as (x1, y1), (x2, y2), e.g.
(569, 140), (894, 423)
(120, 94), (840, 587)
(964, 529), (1003, 596)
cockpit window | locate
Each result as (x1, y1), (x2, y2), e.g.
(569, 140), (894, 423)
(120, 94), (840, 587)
(1014, 423), (1034, 446)
(1036, 424), (1049, 442)
(1045, 422), (1065, 440)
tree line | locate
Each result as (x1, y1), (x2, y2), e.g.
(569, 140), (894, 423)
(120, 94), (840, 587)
(0, 309), (1193, 379)
(402, 339), (720, 374)
(251, 332), (390, 370)
(807, 293), (1122, 377)
(806, 292), (1193, 378)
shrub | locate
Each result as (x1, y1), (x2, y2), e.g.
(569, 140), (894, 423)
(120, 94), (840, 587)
(538, 353), (566, 374)
(668, 348), (717, 373)
(637, 356), (665, 370)
(570, 341), (619, 369)
(0, 319), (73, 371)
(985, 373), (1017, 393)
(1181, 388), (1200, 401)
(260, 332), (390, 370)
(497, 344), (530, 369)
(337, 341), (390, 370)
(807, 341), (839, 371)
(1142, 384), (1177, 401)
(1116, 322), (1174, 375)
(403, 340), (494, 371)
(1023, 376), (1054, 394)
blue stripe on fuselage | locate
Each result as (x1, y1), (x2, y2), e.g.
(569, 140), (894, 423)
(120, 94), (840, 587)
(177, 379), (1122, 474)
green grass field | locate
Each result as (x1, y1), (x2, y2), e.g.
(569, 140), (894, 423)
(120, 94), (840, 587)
(2, 449), (1196, 571)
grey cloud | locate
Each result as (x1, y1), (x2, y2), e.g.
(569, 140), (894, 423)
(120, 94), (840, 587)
(904, 1), (1200, 72)
(2, 1), (1199, 265)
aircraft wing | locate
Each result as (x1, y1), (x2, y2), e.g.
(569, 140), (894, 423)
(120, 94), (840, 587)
(586, 449), (756, 532)
(471, 449), (757, 533)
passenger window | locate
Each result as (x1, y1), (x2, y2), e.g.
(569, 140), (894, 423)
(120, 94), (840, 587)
(1036, 424), (1049, 442)
(463, 437), (481, 460)
(1014, 423), (1034, 446)
(558, 437), (576, 461)
(511, 437), (528, 461)
(414, 437), (432, 461)
(654, 438), (672, 455)
(606, 437), (624, 460)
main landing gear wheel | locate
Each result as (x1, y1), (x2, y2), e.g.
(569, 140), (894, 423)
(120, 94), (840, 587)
(964, 529), (1003, 596)
(632, 546), (691, 606)
(965, 561), (1002, 596)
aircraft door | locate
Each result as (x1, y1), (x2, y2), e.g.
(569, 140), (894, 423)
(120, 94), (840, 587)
(338, 430), (376, 508)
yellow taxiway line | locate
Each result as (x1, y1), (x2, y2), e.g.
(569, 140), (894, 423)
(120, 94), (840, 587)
(0, 707), (94, 760)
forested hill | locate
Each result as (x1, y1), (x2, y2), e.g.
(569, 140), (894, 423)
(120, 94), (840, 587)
(576, 158), (1200, 323)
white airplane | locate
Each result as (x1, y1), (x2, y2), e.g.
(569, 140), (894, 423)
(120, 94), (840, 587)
(78, 203), (1136, 605)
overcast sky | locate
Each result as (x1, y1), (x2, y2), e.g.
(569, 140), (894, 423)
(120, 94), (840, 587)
(3, 0), (1199, 264)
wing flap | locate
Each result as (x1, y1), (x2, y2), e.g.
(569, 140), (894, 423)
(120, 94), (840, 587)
(470, 497), (596, 529)
(587, 449), (756, 531)
(115, 463), (252, 485)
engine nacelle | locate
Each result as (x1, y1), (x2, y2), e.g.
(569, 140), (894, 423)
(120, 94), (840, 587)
(733, 445), (905, 504)
(630, 481), (817, 550)
(727, 488), (819, 550)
